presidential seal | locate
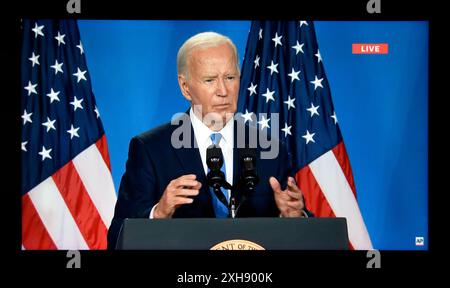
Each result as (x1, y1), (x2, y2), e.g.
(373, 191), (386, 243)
(210, 239), (265, 250)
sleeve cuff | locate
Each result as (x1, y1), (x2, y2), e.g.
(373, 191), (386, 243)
(279, 209), (309, 218)
(301, 209), (309, 218)
(149, 203), (158, 219)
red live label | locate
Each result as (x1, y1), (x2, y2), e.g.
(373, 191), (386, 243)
(352, 43), (389, 54)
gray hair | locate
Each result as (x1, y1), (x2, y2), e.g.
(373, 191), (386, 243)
(177, 31), (240, 79)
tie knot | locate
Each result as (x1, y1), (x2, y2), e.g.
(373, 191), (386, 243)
(210, 133), (222, 147)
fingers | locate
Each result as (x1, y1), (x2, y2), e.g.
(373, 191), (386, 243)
(269, 177), (282, 194)
(287, 190), (302, 200)
(171, 174), (198, 187)
(180, 174), (197, 180)
(175, 197), (194, 205)
(286, 177), (303, 199)
(287, 177), (301, 193)
(286, 199), (304, 210)
(174, 188), (200, 197)
(170, 175), (202, 190)
(156, 174), (201, 218)
(178, 180), (202, 190)
(167, 174), (202, 200)
(168, 175), (201, 198)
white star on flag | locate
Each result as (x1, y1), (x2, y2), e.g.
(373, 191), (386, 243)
(42, 117), (56, 132)
(299, 21), (308, 27)
(292, 41), (304, 55)
(70, 96), (84, 111)
(310, 75), (324, 90)
(28, 52), (40, 67)
(94, 106), (100, 118)
(21, 110), (33, 125)
(77, 41), (84, 54)
(284, 95), (296, 110)
(254, 55), (260, 69)
(50, 60), (64, 75)
(32, 23), (44, 38)
(281, 123), (292, 137)
(38, 146), (52, 161)
(67, 124), (80, 139)
(272, 32), (283, 47)
(73, 68), (87, 83)
(307, 103), (320, 117)
(288, 67), (300, 83)
(315, 50), (322, 63)
(46, 88), (61, 103)
(241, 109), (253, 123)
(247, 82), (257, 96)
(302, 130), (316, 144)
(259, 28), (263, 39)
(331, 111), (338, 124)
(22, 141), (28, 152)
(55, 31), (66, 46)
(258, 116), (270, 130)
(267, 60), (279, 75)
(24, 81), (37, 96)
(262, 88), (275, 103)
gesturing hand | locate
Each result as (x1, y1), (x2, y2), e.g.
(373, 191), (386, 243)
(153, 174), (202, 219)
(269, 176), (305, 218)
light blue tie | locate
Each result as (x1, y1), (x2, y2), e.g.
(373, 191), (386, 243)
(209, 133), (229, 218)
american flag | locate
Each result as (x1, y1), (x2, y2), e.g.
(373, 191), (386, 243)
(238, 21), (372, 249)
(21, 19), (117, 250)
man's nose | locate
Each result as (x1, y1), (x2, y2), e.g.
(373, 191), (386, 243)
(216, 78), (228, 97)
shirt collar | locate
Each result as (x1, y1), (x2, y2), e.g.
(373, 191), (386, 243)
(190, 108), (234, 147)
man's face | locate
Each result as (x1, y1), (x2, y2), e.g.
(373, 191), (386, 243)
(178, 43), (240, 128)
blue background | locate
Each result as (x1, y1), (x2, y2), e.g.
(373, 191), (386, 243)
(78, 20), (428, 250)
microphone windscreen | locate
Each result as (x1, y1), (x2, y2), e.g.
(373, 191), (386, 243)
(206, 145), (223, 170)
(240, 148), (257, 170)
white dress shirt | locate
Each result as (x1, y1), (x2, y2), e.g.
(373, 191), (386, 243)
(150, 109), (234, 218)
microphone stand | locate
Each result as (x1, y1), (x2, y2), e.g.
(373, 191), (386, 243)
(230, 197), (236, 219)
(233, 174), (258, 217)
(214, 178), (253, 219)
(212, 179), (236, 219)
(223, 182), (237, 219)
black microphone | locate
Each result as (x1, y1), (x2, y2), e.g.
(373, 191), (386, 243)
(206, 145), (229, 208)
(240, 148), (259, 192)
(235, 148), (259, 216)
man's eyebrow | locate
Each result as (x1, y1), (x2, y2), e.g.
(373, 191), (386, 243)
(202, 72), (237, 79)
(202, 74), (218, 79)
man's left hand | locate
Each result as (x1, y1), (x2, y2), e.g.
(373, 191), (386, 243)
(269, 176), (305, 217)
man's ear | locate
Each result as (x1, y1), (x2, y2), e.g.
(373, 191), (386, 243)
(178, 75), (192, 101)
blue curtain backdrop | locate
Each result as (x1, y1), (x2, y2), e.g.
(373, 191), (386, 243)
(78, 20), (428, 250)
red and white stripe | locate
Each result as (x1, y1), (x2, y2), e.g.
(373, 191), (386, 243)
(22, 135), (117, 250)
(296, 142), (373, 250)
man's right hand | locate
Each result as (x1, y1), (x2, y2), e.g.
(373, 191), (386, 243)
(153, 174), (202, 219)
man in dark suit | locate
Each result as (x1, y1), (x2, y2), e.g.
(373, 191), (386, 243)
(108, 32), (307, 249)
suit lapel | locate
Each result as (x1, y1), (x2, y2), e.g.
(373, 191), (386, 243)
(172, 112), (214, 216)
(233, 120), (246, 208)
(172, 119), (206, 179)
